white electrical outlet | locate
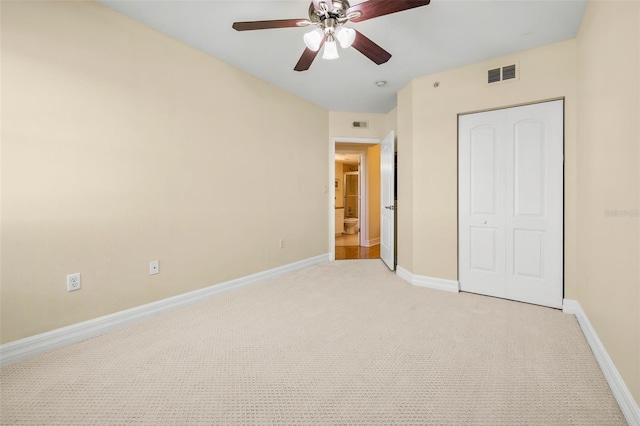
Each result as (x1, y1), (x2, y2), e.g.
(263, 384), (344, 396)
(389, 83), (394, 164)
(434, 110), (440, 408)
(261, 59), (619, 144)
(279, 239), (285, 249)
(66, 273), (81, 292)
(149, 260), (159, 275)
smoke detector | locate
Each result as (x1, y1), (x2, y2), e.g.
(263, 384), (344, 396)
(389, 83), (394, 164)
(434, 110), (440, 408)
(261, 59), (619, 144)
(375, 80), (387, 87)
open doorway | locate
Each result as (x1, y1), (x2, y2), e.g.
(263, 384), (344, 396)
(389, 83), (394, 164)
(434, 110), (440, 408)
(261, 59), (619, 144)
(332, 140), (381, 260)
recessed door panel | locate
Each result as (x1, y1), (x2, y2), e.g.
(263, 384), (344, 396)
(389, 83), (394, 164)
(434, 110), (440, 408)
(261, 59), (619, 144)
(470, 227), (496, 272)
(470, 128), (497, 215)
(514, 121), (545, 217)
(381, 215), (391, 252)
(513, 229), (544, 278)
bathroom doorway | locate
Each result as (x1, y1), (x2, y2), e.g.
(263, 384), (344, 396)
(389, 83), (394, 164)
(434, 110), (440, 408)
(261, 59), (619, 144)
(344, 171), (359, 232)
(335, 161), (360, 249)
(333, 141), (381, 260)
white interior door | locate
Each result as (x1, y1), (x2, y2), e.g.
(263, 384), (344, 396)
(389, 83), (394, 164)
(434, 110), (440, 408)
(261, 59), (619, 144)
(380, 131), (395, 270)
(459, 100), (563, 308)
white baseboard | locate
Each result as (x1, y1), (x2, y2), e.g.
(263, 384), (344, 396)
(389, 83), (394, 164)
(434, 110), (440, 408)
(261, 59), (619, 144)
(0, 253), (331, 366)
(363, 238), (380, 247)
(396, 266), (460, 293)
(563, 299), (640, 425)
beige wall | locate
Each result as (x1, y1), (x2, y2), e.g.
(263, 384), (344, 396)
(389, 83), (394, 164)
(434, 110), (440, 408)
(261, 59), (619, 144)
(385, 108), (397, 136)
(397, 83), (414, 271)
(342, 163), (358, 173)
(576, 0), (639, 403)
(399, 39), (578, 285)
(1, 1), (329, 343)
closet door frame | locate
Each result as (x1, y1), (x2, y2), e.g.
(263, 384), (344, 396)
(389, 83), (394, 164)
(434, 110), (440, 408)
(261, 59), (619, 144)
(458, 99), (564, 308)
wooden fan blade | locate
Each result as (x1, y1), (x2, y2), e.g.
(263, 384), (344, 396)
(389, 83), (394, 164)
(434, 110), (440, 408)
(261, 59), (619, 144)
(294, 37), (326, 71)
(312, 0), (333, 12)
(232, 19), (309, 31)
(351, 30), (391, 65)
(347, 0), (430, 23)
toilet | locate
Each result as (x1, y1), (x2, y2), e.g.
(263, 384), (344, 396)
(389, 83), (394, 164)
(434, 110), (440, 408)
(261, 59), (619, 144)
(344, 217), (358, 235)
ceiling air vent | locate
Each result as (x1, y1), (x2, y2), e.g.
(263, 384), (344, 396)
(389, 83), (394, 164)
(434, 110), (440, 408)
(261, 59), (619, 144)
(487, 63), (518, 84)
(352, 121), (368, 129)
(488, 68), (501, 84)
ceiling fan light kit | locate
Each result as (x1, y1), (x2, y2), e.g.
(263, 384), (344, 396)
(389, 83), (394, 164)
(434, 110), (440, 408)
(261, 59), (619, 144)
(336, 27), (356, 49)
(232, 0), (431, 71)
(303, 27), (324, 51)
(302, 22), (355, 59)
(322, 35), (340, 60)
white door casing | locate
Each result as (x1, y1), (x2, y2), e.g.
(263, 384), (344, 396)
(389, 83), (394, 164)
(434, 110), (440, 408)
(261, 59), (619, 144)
(380, 131), (395, 271)
(459, 100), (563, 308)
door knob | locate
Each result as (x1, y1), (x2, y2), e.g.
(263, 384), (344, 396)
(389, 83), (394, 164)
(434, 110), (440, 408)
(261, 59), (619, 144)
(385, 205), (395, 211)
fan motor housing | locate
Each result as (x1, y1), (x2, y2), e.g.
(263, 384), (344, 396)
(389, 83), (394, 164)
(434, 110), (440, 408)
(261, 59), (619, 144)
(308, 0), (351, 23)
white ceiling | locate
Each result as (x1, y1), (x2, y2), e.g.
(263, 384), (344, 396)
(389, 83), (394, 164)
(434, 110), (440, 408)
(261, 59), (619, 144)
(97, 0), (588, 113)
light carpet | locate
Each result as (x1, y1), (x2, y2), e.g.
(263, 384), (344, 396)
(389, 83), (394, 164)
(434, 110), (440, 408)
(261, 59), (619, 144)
(0, 260), (625, 425)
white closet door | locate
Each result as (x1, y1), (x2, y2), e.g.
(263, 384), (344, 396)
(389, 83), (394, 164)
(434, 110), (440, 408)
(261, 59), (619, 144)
(459, 100), (563, 308)
(505, 101), (564, 308)
(459, 109), (507, 299)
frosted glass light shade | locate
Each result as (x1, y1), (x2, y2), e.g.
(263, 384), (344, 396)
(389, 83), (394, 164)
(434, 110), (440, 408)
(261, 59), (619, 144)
(303, 28), (323, 52)
(336, 27), (356, 48)
(322, 40), (339, 60)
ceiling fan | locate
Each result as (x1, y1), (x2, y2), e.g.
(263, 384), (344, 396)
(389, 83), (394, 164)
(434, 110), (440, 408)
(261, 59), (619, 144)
(232, 0), (431, 71)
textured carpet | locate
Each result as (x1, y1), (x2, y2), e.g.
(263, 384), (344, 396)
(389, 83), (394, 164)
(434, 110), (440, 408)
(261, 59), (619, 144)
(0, 260), (626, 425)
